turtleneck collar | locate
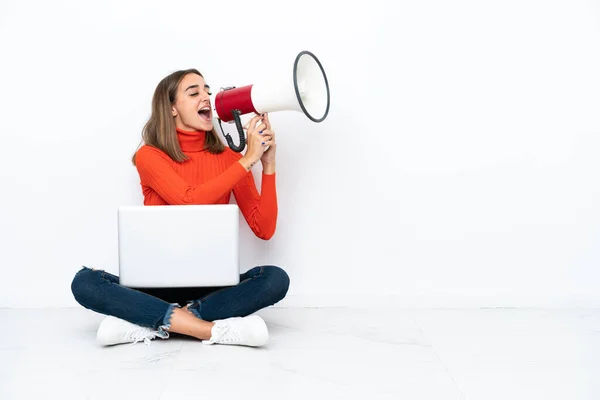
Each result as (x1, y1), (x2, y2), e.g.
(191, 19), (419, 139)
(176, 128), (207, 152)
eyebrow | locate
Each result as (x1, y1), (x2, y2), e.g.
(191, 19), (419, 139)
(185, 84), (211, 92)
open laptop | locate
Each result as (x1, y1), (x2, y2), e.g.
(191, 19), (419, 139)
(117, 204), (240, 288)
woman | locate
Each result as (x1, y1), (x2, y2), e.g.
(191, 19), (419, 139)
(71, 69), (289, 348)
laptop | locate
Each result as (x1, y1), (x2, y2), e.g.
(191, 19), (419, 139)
(117, 204), (240, 288)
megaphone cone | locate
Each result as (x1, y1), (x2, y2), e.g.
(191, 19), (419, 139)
(213, 51), (330, 152)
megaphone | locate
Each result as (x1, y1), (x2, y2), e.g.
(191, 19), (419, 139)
(212, 50), (330, 152)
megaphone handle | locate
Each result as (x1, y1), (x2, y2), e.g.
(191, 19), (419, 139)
(232, 110), (246, 151)
(219, 109), (246, 153)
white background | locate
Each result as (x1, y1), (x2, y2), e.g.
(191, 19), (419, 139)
(0, 0), (599, 308)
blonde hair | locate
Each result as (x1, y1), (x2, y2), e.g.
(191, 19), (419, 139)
(132, 69), (224, 165)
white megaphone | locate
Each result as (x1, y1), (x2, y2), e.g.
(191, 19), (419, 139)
(212, 50), (330, 152)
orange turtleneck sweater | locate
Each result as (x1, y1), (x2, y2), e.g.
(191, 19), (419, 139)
(133, 128), (277, 240)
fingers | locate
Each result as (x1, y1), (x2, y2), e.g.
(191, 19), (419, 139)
(260, 134), (274, 144)
(262, 113), (271, 130)
(257, 129), (274, 137)
(259, 130), (275, 145)
(245, 115), (264, 132)
(244, 113), (272, 133)
(248, 122), (267, 135)
(245, 117), (276, 153)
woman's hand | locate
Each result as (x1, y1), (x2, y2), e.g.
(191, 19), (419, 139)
(239, 115), (271, 171)
(260, 113), (276, 168)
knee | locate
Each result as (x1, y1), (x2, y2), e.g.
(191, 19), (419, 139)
(71, 267), (103, 307)
(262, 265), (290, 303)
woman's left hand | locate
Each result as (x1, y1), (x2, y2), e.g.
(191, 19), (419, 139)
(260, 113), (276, 165)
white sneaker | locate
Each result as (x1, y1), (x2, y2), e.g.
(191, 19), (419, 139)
(203, 315), (269, 347)
(96, 316), (160, 346)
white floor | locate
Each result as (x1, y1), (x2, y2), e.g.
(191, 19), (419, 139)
(1, 307), (599, 400)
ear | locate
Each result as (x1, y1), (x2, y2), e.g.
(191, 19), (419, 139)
(172, 106), (178, 117)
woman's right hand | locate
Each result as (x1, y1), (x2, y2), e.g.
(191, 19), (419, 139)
(239, 115), (272, 170)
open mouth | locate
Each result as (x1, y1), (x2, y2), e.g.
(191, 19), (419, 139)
(198, 107), (212, 121)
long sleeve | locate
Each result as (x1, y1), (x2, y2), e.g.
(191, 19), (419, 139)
(135, 146), (248, 205)
(232, 171), (278, 240)
(227, 149), (278, 240)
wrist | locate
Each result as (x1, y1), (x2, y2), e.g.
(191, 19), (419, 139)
(262, 161), (276, 174)
(239, 156), (259, 171)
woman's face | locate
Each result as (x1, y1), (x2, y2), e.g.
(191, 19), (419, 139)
(172, 73), (213, 132)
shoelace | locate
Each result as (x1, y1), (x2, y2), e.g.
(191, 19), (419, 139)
(216, 323), (240, 344)
(125, 327), (157, 346)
